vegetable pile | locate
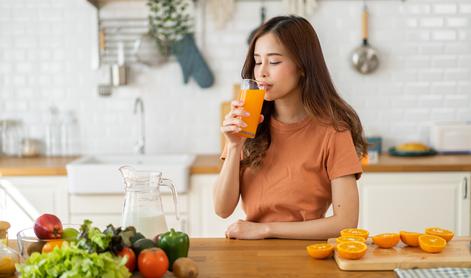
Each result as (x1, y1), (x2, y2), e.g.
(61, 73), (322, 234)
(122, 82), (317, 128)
(16, 214), (198, 278)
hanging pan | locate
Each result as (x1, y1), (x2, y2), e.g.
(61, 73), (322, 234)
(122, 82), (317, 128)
(351, 3), (379, 74)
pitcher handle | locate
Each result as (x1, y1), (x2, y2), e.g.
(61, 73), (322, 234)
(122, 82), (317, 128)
(160, 178), (180, 221)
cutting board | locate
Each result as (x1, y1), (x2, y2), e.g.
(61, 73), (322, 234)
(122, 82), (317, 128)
(327, 236), (471, 271)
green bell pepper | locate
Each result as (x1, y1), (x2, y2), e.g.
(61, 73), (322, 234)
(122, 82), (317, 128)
(157, 228), (190, 270)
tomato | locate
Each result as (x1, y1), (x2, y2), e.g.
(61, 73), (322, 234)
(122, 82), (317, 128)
(42, 239), (65, 253)
(117, 247), (136, 272)
(138, 248), (169, 278)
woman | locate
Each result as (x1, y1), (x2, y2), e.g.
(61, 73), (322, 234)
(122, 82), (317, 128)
(214, 15), (368, 240)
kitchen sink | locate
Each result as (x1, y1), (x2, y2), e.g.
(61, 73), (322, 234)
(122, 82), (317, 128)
(66, 154), (196, 194)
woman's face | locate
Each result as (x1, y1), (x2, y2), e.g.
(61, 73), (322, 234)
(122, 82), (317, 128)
(253, 32), (301, 101)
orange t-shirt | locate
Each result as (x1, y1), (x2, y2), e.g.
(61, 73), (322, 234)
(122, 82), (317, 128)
(221, 116), (362, 223)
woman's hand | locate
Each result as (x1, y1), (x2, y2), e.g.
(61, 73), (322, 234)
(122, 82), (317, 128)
(225, 220), (269, 240)
(221, 100), (264, 147)
(221, 100), (248, 147)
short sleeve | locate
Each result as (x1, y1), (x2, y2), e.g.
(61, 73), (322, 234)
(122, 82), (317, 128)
(326, 130), (363, 181)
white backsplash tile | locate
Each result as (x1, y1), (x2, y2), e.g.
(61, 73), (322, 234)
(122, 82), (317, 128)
(0, 0), (470, 154)
(433, 4), (458, 14)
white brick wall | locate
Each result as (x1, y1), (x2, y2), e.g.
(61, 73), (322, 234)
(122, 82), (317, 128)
(0, 0), (470, 155)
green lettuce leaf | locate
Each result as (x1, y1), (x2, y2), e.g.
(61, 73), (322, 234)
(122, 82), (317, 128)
(16, 244), (131, 278)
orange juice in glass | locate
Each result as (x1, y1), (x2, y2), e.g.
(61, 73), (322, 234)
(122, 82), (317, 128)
(238, 79), (265, 138)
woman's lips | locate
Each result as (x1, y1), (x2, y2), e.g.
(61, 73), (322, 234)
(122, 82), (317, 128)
(258, 82), (272, 90)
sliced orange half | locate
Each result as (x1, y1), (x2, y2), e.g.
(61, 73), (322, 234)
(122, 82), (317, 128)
(340, 228), (369, 240)
(400, 231), (421, 247)
(336, 241), (368, 260)
(418, 234), (447, 253)
(372, 233), (400, 248)
(306, 243), (334, 259)
(336, 236), (366, 244)
(425, 227), (454, 242)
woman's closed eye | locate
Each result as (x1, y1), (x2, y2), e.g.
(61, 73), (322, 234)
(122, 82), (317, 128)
(254, 61), (282, 65)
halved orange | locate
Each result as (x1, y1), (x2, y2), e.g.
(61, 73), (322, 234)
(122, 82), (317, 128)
(418, 234), (447, 253)
(400, 231), (421, 247)
(425, 227), (454, 242)
(336, 236), (366, 244)
(306, 243), (334, 259)
(336, 241), (367, 260)
(340, 228), (369, 240)
(372, 233), (400, 248)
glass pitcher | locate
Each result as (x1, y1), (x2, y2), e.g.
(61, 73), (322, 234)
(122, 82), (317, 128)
(120, 166), (179, 238)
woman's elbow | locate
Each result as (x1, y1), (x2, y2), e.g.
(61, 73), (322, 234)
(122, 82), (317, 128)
(213, 202), (234, 219)
(336, 213), (359, 232)
(214, 208), (232, 219)
(344, 217), (359, 229)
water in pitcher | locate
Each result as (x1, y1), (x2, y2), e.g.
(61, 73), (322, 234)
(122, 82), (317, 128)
(119, 166), (180, 239)
(124, 212), (168, 238)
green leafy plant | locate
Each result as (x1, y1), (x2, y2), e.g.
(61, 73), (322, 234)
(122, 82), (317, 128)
(148, 0), (193, 57)
(16, 245), (131, 278)
(77, 219), (113, 254)
(16, 220), (132, 277)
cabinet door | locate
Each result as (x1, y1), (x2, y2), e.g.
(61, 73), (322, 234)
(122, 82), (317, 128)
(189, 175), (246, 237)
(70, 214), (188, 234)
(70, 214), (122, 230)
(69, 193), (188, 231)
(6, 177), (69, 221)
(0, 176), (68, 237)
(358, 173), (470, 236)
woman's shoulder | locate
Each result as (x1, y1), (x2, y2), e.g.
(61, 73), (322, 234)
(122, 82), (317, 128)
(307, 118), (353, 142)
(309, 117), (349, 134)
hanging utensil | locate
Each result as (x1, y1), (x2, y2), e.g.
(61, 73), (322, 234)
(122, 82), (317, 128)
(247, 0), (266, 45)
(351, 2), (379, 74)
(133, 33), (168, 67)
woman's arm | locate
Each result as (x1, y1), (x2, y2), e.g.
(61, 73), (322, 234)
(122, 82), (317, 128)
(213, 144), (243, 219)
(214, 100), (264, 219)
(225, 174), (359, 239)
(213, 99), (251, 219)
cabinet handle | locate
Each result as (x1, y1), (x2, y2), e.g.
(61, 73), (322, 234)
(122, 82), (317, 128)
(180, 218), (187, 233)
(464, 177), (468, 199)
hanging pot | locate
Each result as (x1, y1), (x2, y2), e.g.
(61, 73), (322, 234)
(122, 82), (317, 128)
(351, 3), (379, 74)
(133, 33), (168, 67)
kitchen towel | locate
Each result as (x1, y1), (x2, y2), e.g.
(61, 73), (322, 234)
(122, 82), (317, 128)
(395, 267), (471, 278)
(171, 34), (214, 89)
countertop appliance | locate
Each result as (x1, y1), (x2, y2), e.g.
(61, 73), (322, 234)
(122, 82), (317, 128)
(430, 122), (471, 154)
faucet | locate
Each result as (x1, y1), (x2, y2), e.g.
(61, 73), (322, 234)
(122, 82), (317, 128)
(134, 97), (145, 155)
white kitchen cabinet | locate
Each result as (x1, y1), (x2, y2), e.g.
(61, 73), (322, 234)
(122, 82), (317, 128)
(358, 172), (470, 236)
(68, 193), (189, 233)
(0, 176), (69, 237)
(188, 172), (471, 238)
(189, 174), (246, 237)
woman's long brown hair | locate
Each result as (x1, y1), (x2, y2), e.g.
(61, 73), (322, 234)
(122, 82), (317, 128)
(240, 15), (368, 170)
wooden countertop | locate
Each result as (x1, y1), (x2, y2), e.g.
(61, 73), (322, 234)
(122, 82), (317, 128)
(0, 156), (78, 176)
(188, 238), (394, 277)
(190, 154), (223, 174)
(1, 154), (471, 176)
(363, 154), (471, 172)
(8, 238), (394, 277)
(192, 153), (471, 174)
(0, 156), (220, 176)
